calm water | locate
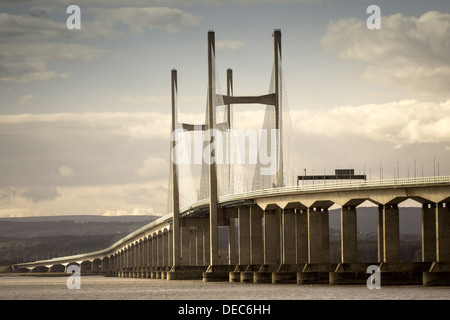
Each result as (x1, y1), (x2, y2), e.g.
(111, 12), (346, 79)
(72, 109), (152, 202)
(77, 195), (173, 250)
(0, 275), (450, 300)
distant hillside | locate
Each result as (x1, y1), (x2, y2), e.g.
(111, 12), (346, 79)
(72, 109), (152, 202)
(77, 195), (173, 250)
(329, 206), (421, 235)
(0, 215), (158, 266)
(1, 215), (157, 223)
(0, 208), (424, 266)
(0, 215), (158, 238)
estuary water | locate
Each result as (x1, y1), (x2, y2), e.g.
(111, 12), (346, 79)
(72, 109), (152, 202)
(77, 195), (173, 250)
(0, 275), (449, 300)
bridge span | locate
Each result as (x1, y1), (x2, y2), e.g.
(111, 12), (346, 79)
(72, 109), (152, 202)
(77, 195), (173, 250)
(11, 30), (450, 286)
(13, 176), (450, 286)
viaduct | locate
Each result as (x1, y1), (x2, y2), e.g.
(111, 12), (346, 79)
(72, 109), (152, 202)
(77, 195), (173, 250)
(13, 30), (450, 286)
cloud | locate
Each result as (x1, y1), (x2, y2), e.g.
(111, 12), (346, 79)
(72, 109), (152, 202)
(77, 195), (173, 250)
(0, 12), (67, 43)
(1, 98), (448, 217)
(88, 7), (201, 35)
(0, 112), (171, 191)
(137, 156), (168, 178)
(18, 94), (37, 105)
(102, 207), (157, 216)
(0, 5), (201, 83)
(56, 165), (76, 178)
(292, 99), (450, 148)
(216, 40), (245, 51)
(0, 42), (104, 83)
(0, 183), (168, 217)
(0, 112), (170, 140)
(117, 95), (204, 105)
(0, 0), (327, 9)
(20, 187), (60, 203)
(321, 11), (450, 98)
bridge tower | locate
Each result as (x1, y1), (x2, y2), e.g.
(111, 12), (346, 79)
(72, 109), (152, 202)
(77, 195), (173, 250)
(204, 30), (286, 272)
(170, 69), (181, 266)
(169, 30), (291, 276)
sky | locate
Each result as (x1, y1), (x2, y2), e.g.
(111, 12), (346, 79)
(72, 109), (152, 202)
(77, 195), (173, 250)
(0, 0), (449, 218)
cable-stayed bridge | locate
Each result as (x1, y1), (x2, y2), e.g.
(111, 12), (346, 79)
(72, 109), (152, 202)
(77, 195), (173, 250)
(13, 30), (450, 286)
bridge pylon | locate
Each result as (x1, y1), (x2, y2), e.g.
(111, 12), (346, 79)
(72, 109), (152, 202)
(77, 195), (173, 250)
(167, 30), (288, 279)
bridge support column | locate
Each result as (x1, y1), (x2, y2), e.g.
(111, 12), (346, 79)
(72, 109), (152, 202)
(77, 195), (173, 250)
(143, 238), (148, 278)
(436, 202), (450, 262)
(307, 207), (329, 264)
(132, 244), (136, 277)
(296, 210), (308, 264)
(424, 202), (450, 286)
(123, 247), (128, 277)
(383, 204), (400, 262)
(263, 209), (281, 266)
(203, 225), (210, 266)
(136, 242), (141, 277)
(141, 240), (146, 278)
(272, 208), (298, 284)
(113, 254), (117, 276)
(168, 228), (173, 267)
(341, 206), (358, 263)
(234, 206), (263, 283)
(108, 255), (113, 275)
(189, 228), (196, 265)
(377, 205), (384, 263)
(157, 231), (163, 278)
(102, 258), (109, 274)
(138, 242), (141, 271)
(125, 245), (131, 278)
(163, 230), (169, 267)
(181, 227), (190, 266)
(422, 203), (437, 262)
(238, 207), (250, 266)
(228, 218), (237, 265)
(282, 209), (296, 265)
(135, 243), (140, 277)
(298, 207), (331, 284)
(196, 227), (204, 266)
(250, 206), (263, 266)
(92, 260), (100, 273)
(254, 209), (280, 283)
(147, 238), (152, 278)
(118, 251), (122, 277)
(162, 231), (169, 278)
(329, 206), (360, 285)
(151, 233), (157, 278)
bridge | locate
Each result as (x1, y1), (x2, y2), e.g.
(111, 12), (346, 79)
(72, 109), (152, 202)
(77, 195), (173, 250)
(13, 30), (450, 286)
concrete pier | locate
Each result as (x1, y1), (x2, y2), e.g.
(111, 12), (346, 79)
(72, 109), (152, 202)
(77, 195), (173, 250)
(383, 204), (400, 262)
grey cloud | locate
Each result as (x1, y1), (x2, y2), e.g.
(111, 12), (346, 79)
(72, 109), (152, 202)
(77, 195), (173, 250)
(87, 7), (201, 35)
(290, 100), (450, 148)
(321, 11), (450, 98)
(0, 187), (18, 202)
(0, 42), (104, 83)
(0, 113), (170, 189)
(29, 8), (48, 18)
(0, 5), (199, 83)
(1, 0), (326, 8)
(20, 187), (60, 203)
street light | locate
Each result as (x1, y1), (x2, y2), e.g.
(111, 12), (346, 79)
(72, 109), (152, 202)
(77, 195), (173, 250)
(414, 159), (416, 178)
(434, 158), (436, 176)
